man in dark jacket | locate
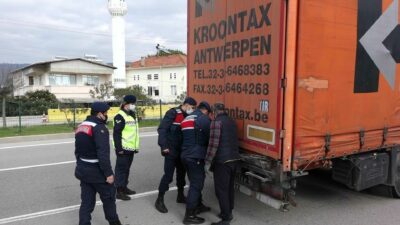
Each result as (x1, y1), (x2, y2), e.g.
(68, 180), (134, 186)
(155, 97), (197, 213)
(181, 101), (212, 224)
(205, 103), (241, 225)
(113, 95), (139, 201)
(75, 102), (121, 225)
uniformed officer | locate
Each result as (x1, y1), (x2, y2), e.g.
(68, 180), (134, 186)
(205, 103), (241, 225)
(155, 97), (197, 213)
(113, 95), (139, 201)
(74, 102), (122, 225)
(181, 101), (212, 224)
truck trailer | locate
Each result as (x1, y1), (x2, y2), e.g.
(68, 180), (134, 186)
(187, 0), (400, 210)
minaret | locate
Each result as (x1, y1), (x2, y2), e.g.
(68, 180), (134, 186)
(108, 0), (127, 89)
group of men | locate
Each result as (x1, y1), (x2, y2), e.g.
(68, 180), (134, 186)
(74, 95), (240, 225)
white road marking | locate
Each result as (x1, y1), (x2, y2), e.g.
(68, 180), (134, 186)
(0, 133), (158, 150)
(0, 161), (76, 172)
(0, 187), (178, 224)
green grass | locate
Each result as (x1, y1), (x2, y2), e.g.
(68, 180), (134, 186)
(0, 119), (160, 138)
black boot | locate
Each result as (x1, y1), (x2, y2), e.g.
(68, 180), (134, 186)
(176, 188), (186, 203)
(155, 193), (168, 213)
(195, 201), (211, 214)
(218, 213), (233, 221)
(183, 209), (205, 224)
(211, 220), (230, 225)
(124, 187), (136, 195)
(116, 187), (131, 201)
(109, 219), (122, 225)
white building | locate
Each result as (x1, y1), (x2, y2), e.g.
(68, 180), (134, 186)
(11, 58), (115, 102)
(108, 0), (128, 89)
(126, 54), (187, 103)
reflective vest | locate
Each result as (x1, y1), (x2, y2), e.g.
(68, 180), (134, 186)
(113, 110), (140, 151)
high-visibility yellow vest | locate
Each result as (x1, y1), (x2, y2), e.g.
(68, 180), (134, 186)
(113, 110), (140, 151)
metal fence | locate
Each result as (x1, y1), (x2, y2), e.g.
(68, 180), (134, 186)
(0, 99), (173, 131)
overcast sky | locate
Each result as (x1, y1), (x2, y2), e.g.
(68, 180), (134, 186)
(0, 0), (187, 64)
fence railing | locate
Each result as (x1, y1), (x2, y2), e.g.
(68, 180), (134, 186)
(0, 99), (174, 131)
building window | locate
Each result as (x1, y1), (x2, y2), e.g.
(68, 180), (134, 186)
(148, 86), (153, 96)
(137, 75), (140, 81)
(147, 74), (152, 80)
(154, 74), (159, 80)
(171, 85), (177, 96)
(82, 75), (100, 86)
(174, 73), (177, 79)
(170, 73), (172, 79)
(28, 76), (34, 86)
(154, 87), (159, 96)
(49, 74), (76, 86)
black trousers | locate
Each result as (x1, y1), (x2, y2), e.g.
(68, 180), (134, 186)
(158, 154), (187, 193)
(213, 161), (237, 220)
(79, 181), (119, 225)
(115, 154), (134, 188)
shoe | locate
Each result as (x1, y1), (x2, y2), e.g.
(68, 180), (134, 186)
(176, 188), (186, 203)
(195, 202), (211, 214)
(124, 187), (136, 195)
(109, 219), (122, 225)
(218, 213), (233, 221)
(183, 209), (205, 224)
(116, 188), (131, 201)
(155, 195), (168, 213)
(211, 220), (230, 225)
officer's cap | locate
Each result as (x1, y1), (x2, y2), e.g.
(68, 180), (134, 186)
(123, 95), (137, 104)
(198, 101), (211, 113)
(183, 97), (197, 106)
(212, 103), (225, 112)
(91, 102), (110, 113)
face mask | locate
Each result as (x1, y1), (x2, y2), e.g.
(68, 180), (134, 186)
(186, 108), (194, 115)
(129, 104), (136, 111)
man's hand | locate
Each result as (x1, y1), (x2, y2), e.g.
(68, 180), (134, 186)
(106, 175), (114, 184)
(161, 149), (170, 156)
(204, 162), (212, 176)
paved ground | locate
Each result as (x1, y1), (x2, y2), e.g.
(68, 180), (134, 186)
(0, 133), (399, 225)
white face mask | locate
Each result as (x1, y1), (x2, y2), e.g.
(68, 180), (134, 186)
(128, 104), (136, 111)
(186, 108), (194, 114)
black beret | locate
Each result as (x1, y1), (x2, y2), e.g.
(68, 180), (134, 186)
(91, 102), (110, 112)
(123, 95), (137, 104)
(183, 97), (197, 106)
(198, 101), (211, 112)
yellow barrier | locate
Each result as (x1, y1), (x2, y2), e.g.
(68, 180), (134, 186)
(47, 105), (176, 123)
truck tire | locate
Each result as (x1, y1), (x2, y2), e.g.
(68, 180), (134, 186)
(391, 151), (400, 198)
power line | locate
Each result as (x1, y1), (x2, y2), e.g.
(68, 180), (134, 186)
(0, 18), (186, 44)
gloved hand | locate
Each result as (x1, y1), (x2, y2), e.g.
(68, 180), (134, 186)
(161, 148), (170, 156)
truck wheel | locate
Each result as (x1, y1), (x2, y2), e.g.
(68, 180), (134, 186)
(391, 152), (400, 198)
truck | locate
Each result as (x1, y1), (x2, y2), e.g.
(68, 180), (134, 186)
(187, 0), (400, 210)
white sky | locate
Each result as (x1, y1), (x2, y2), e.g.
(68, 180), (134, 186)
(0, 0), (187, 63)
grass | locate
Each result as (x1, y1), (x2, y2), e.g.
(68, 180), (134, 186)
(0, 119), (160, 138)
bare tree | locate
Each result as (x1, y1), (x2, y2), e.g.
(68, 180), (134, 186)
(0, 66), (15, 127)
(89, 81), (114, 100)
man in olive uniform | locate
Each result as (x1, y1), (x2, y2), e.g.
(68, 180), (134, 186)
(113, 95), (140, 201)
(75, 102), (122, 225)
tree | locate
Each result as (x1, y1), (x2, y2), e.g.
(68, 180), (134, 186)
(89, 81), (114, 100)
(175, 91), (187, 104)
(114, 85), (151, 102)
(114, 85), (155, 120)
(25, 90), (58, 102)
(0, 66), (15, 127)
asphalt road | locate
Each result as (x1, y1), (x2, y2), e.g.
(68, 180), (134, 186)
(0, 133), (399, 225)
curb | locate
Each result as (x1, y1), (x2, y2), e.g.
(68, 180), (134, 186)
(0, 127), (158, 144)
